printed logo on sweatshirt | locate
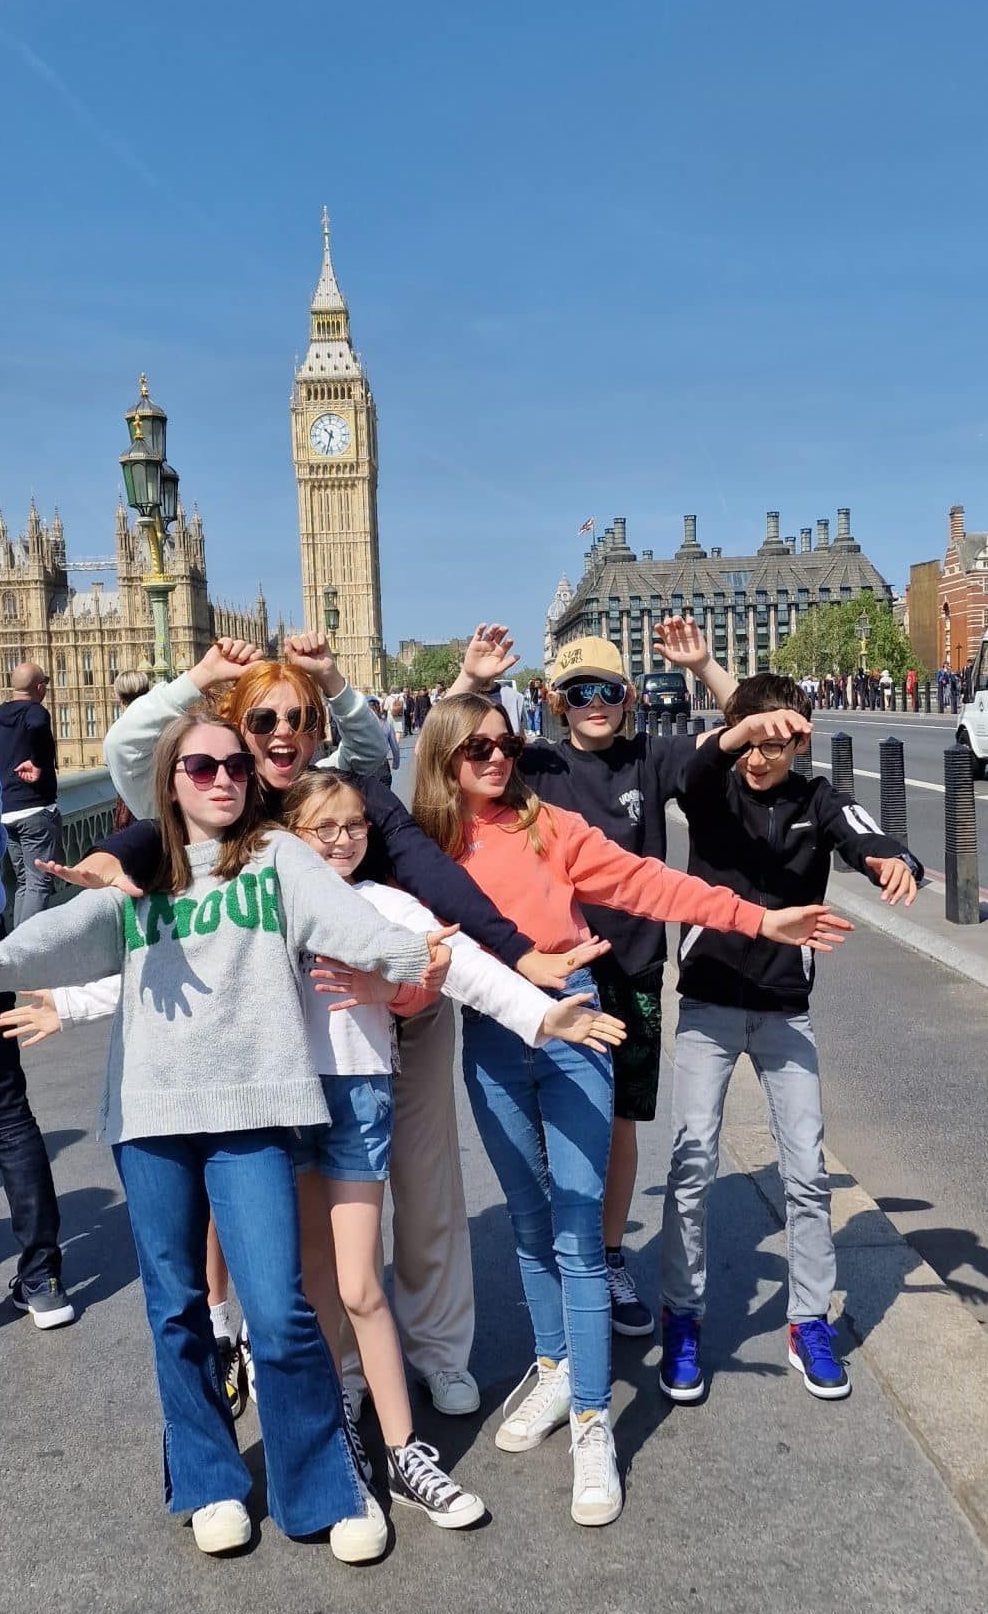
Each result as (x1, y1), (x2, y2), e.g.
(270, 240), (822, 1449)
(618, 788), (643, 825)
(122, 866), (286, 952)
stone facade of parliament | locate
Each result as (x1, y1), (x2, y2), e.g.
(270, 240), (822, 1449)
(0, 501), (270, 772)
(548, 508), (892, 681)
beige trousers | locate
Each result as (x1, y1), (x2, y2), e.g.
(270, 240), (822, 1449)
(341, 996), (476, 1378)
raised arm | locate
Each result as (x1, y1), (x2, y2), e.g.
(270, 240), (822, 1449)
(284, 633), (388, 774)
(652, 614), (737, 711)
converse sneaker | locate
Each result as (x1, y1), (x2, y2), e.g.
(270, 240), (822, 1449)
(387, 1439), (485, 1529)
(659, 1308), (704, 1403)
(342, 1383), (373, 1483)
(329, 1487), (388, 1564)
(11, 1275), (75, 1330)
(421, 1367), (480, 1416)
(569, 1408), (622, 1527)
(191, 1499), (251, 1554)
(788, 1318), (851, 1400)
(494, 1358), (571, 1452)
(216, 1335), (247, 1420)
(605, 1249), (654, 1337)
(237, 1318), (256, 1403)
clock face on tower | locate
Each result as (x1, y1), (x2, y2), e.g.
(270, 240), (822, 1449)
(309, 413), (352, 455)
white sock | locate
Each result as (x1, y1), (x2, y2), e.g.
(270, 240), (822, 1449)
(209, 1301), (231, 1341)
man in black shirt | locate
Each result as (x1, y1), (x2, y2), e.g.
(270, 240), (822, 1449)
(450, 619), (735, 1337)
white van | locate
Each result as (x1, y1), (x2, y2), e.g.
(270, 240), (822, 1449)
(956, 630), (988, 778)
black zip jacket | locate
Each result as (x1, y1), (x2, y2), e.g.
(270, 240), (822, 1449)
(675, 737), (924, 1012)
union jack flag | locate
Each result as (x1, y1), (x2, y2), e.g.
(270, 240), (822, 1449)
(578, 517), (594, 535)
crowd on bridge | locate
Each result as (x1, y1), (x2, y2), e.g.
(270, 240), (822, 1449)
(0, 613), (924, 1564)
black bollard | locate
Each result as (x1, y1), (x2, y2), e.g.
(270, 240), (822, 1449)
(951, 683), (960, 716)
(661, 711), (672, 738)
(635, 707), (646, 736)
(900, 680), (908, 713)
(879, 737), (908, 843)
(889, 682), (897, 712)
(793, 731), (813, 779)
(647, 709), (658, 739)
(831, 732), (855, 870)
(690, 715), (706, 735)
(675, 712), (688, 736)
(923, 681), (931, 714)
(944, 744), (980, 924)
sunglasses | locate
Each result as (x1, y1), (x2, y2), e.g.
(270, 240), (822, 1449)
(174, 752), (255, 790)
(305, 818), (370, 846)
(458, 733), (527, 763)
(560, 680), (627, 710)
(243, 704), (321, 736)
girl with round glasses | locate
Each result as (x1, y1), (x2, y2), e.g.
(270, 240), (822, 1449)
(280, 768), (623, 1534)
(0, 710), (458, 1560)
(412, 694), (851, 1529)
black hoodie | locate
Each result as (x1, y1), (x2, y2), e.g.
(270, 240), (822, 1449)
(0, 700), (58, 812)
(675, 735), (923, 1013)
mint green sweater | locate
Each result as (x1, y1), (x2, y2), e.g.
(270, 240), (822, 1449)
(0, 830), (431, 1144)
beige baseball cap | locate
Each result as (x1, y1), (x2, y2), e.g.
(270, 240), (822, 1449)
(550, 636), (628, 687)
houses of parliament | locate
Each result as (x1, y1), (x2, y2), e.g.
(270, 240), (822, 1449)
(0, 211), (386, 770)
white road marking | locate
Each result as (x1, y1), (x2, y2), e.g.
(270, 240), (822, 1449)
(812, 758), (988, 803)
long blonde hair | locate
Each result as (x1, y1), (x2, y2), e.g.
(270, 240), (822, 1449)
(412, 694), (548, 860)
(151, 712), (272, 893)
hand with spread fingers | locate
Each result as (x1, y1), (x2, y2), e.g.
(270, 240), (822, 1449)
(34, 853), (144, 900)
(865, 856), (918, 907)
(515, 935), (612, 991)
(0, 990), (62, 1047)
(539, 993), (626, 1054)
(760, 904), (854, 951)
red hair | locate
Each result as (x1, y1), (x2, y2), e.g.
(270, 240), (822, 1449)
(214, 660), (327, 746)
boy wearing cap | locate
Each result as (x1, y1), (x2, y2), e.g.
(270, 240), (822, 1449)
(450, 618), (736, 1336)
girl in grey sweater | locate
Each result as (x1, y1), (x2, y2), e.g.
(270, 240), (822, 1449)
(0, 712), (454, 1561)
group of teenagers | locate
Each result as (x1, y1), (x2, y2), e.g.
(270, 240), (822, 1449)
(0, 611), (923, 1561)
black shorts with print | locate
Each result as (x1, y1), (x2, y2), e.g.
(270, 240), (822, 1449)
(591, 959), (663, 1122)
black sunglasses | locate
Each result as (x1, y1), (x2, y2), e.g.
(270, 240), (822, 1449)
(458, 734), (526, 762)
(560, 680), (627, 710)
(243, 704), (321, 736)
(174, 752), (255, 790)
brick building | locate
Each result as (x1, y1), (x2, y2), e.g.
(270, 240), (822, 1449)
(938, 505), (988, 672)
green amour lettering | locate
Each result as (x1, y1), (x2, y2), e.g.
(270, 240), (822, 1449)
(258, 866), (285, 935)
(122, 898), (145, 953)
(145, 893), (175, 945)
(194, 889), (223, 935)
(225, 872), (259, 930)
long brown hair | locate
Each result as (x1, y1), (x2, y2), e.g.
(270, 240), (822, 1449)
(412, 694), (548, 860)
(151, 711), (273, 894)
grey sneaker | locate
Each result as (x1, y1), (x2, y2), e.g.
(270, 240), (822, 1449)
(11, 1276), (75, 1330)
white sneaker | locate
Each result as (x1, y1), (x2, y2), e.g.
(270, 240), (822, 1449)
(191, 1499), (251, 1553)
(329, 1488), (388, 1564)
(569, 1409), (622, 1527)
(422, 1368), (481, 1416)
(494, 1359), (571, 1452)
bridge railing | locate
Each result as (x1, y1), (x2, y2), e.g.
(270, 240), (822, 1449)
(3, 767), (118, 912)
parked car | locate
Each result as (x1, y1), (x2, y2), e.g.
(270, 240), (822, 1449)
(635, 671), (691, 720)
(956, 630), (988, 778)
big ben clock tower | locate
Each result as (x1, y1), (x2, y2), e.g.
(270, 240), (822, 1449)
(292, 209), (385, 691)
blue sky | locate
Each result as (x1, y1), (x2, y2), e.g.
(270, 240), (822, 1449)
(1, 0), (987, 668)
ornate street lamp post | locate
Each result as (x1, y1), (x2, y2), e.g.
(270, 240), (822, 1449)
(119, 375), (179, 681)
(323, 584), (340, 642)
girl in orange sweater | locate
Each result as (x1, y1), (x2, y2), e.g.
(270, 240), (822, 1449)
(412, 694), (849, 1529)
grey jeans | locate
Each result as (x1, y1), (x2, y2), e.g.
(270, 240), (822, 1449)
(5, 807), (63, 928)
(661, 997), (835, 1323)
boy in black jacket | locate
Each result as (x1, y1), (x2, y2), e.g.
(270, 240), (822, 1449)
(660, 674), (921, 1403)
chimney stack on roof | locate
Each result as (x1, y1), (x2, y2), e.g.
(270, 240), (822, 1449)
(767, 511), (780, 542)
(800, 526), (812, 553)
(836, 507), (851, 543)
(816, 517), (830, 549)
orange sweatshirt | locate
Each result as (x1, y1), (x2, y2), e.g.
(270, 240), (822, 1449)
(458, 803), (765, 953)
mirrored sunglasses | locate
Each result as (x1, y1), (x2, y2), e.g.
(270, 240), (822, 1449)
(560, 680), (627, 709)
(173, 752), (255, 790)
(243, 704), (321, 736)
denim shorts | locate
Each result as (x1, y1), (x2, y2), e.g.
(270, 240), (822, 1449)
(292, 1076), (394, 1182)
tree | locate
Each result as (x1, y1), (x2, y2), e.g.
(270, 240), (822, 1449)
(773, 597), (927, 682)
(405, 645), (461, 690)
(513, 664), (546, 691)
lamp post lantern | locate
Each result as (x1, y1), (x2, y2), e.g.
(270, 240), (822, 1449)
(119, 375), (179, 681)
(323, 585), (340, 640)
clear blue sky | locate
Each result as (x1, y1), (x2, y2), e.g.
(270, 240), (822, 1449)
(1, 1), (986, 668)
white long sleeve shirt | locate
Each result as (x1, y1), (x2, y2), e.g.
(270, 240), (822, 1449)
(301, 879), (553, 1077)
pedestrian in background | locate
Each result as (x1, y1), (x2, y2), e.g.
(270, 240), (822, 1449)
(0, 662), (62, 926)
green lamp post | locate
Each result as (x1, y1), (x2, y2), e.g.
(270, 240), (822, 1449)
(120, 375), (179, 681)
